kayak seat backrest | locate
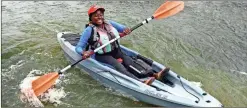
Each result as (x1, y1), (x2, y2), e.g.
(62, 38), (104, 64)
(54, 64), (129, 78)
(128, 58), (154, 78)
(93, 56), (152, 79)
(95, 57), (152, 80)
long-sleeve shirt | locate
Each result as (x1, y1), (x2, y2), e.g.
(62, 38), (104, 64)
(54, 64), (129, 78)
(75, 20), (127, 55)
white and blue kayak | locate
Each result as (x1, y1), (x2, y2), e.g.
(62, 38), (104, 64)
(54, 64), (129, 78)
(57, 32), (223, 107)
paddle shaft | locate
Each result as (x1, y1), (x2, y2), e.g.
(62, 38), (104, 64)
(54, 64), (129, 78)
(130, 16), (154, 31)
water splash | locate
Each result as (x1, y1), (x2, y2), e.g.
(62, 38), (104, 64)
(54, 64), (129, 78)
(10, 60), (25, 71)
(19, 70), (67, 107)
(19, 76), (44, 107)
(27, 69), (43, 77)
(2, 60), (26, 78)
(39, 87), (66, 106)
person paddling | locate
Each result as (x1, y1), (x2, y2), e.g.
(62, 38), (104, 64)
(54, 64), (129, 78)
(75, 5), (168, 85)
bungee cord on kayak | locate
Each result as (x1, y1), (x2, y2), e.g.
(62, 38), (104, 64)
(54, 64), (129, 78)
(177, 75), (200, 103)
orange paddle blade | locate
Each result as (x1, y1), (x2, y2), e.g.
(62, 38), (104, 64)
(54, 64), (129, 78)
(32, 72), (59, 96)
(153, 1), (184, 19)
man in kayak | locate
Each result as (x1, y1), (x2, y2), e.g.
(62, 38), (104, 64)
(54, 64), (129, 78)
(75, 5), (168, 85)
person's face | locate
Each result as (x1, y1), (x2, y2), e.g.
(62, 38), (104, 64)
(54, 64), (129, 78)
(91, 10), (104, 25)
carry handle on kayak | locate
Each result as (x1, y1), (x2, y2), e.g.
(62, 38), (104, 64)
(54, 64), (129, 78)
(31, 1), (184, 97)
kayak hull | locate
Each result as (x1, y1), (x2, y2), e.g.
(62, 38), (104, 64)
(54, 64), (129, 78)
(63, 50), (189, 107)
(57, 32), (223, 107)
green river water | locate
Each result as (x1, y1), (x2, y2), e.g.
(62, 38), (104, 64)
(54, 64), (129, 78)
(1, 1), (247, 107)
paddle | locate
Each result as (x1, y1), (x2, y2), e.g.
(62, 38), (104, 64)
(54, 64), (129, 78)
(120, 1), (184, 37)
(32, 1), (184, 96)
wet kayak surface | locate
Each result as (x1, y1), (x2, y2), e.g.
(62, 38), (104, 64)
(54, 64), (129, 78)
(2, 1), (247, 107)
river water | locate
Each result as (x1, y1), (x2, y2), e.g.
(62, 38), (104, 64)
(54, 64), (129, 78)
(2, 1), (247, 107)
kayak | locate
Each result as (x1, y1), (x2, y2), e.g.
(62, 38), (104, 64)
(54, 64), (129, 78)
(57, 32), (223, 107)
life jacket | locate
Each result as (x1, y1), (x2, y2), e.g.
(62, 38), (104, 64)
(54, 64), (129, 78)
(85, 21), (120, 54)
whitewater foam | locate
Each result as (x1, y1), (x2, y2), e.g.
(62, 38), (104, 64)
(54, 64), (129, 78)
(19, 70), (66, 107)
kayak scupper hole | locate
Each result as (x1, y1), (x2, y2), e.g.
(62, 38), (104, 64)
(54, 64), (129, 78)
(195, 101), (199, 103)
(202, 93), (207, 96)
(206, 100), (211, 103)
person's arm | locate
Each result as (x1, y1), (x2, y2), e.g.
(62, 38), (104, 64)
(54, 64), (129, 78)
(75, 27), (92, 55)
(109, 20), (127, 33)
(109, 20), (131, 37)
